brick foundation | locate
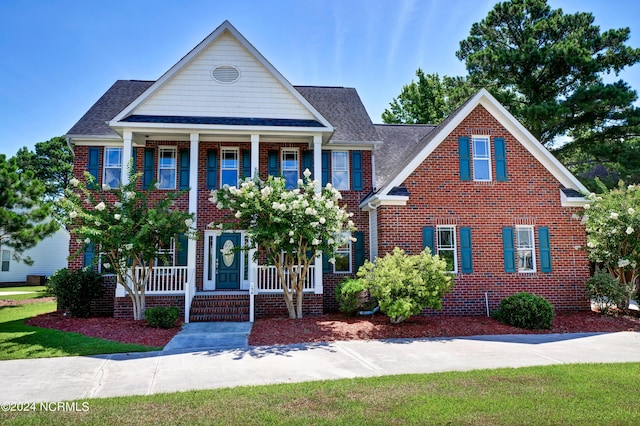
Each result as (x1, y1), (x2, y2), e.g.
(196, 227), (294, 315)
(114, 295), (185, 320)
(254, 293), (323, 318)
(89, 275), (116, 317)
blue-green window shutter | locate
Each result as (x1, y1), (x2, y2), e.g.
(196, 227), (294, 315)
(267, 150), (279, 178)
(538, 227), (552, 273)
(458, 137), (471, 181)
(241, 149), (251, 179)
(176, 234), (188, 266)
(460, 227), (473, 274)
(494, 138), (507, 181)
(322, 253), (331, 273)
(179, 149), (190, 190)
(321, 151), (330, 186)
(206, 150), (218, 189)
(352, 150), (363, 190)
(353, 231), (365, 271)
(143, 148), (155, 189)
(87, 147), (100, 188)
(83, 243), (95, 268)
(301, 150), (313, 178)
(422, 226), (435, 254)
(502, 227), (516, 272)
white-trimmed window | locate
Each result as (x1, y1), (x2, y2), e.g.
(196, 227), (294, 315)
(437, 226), (457, 273)
(333, 232), (352, 273)
(220, 148), (239, 188)
(472, 136), (491, 181)
(158, 147), (177, 189)
(281, 148), (299, 190)
(103, 147), (122, 188)
(332, 151), (350, 190)
(155, 238), (176, 270)
(1, 250), (10, 272)
(517, 226), (536, 273)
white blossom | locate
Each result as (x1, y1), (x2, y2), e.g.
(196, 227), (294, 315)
(328, 257), (336, 264)
(312, 238), (320, 245)
(289, 238), (295, 244)
(103, 263), (111, 269)
(303, 168), (311, 178)
(185, 218), (193, 227)
(154, 182), (161, 189)
(610, 212), (619, 220)
(95, 202), (106, 211)
(319, 217), (326, 224)
(114, 214), (121, 220)
(70, 177), (80, 187)
(583, 203), (590, 210)
(124, 244), (133, 250)
(288, 230), (294, 237)
(114, 202), (123, 208)
(626, 226), (634, 235)
(235, 211), (242, 218)
(628, 207), (635, 215)
(69, 211), (78, 219)
(84, 238), (91, 244)
(618, 259), (631, 268)
(102, 183), (111, 191)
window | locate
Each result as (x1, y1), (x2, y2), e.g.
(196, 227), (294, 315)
(437, 226), (457, 273)
(1, 250), (10, 272)
(333, 232), (352, 273)
(155, 239), (176, 269)
(220, 148), (239, 187)
(103, 147), (122, 188)
(516, 226), (536, 272)
(332, 151), (350, 190)
(472, 136), (491, 181)
(158, 147), (177, 189)
(281, 149), (299, 189)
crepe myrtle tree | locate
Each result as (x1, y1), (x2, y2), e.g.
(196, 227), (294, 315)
(582, 180), (640, 308)
(210, 169), (356, 319)
(58, 171), (196, 320)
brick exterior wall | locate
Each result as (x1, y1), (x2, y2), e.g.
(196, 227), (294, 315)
(375, 105), (590, 315)
(254, 293), (323, 318)
(89, 275), (116, 317)
(114, 295), (185, 320)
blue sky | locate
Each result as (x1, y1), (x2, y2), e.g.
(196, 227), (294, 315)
(1, 0), (639, 157)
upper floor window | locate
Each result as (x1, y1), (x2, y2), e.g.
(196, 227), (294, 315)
(103, 147), (122, 188)
(281, 148), (299, 190)
(158, 147), (177, 189)
(516, 226), (536, 273)
(472, 136), (491, 181)
(332, 151), (350, 190)
(1, 250), (10, 272)
(437, 226), (457, 273)
(333, 232), (352, 273)
(221, 148), (239, 188)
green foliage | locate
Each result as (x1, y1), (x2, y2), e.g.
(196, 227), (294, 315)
(46, 268), (104, 318)
(358, 247), (453, 324)
(335, 278), (374, 316)
(382, 70), (474, 124)
(0, 154), (59, 265)
(585, 272), (628, 314)
(145, 306), (180, 329)
(492, 292), (555, 329)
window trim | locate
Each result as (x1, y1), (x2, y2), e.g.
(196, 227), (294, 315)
(1, 249), (10, 272)
(333, 231), (352, 274)
(281, 148), (300, 189)
(516, 225), (536, 273)
(220, 147), (239, 188)
(103, 146), (123, 188)
(157, 146), (177, 190)
(472, 135), (492, 182)
(436, 225), (458, 274)
(331, 151), (350, 190)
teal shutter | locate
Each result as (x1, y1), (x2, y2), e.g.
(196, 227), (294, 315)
(322, 253), (331, 273)
(502, 227), (516, 272)
(458, 137), (471, 181)
(460, 227), (473, 274)
(353, 231), (365, 272)
(301, 150), (313, 178)
(179, 149), (190, 190)
(143, 148), (155, 189)
(241, 149), (251, 179)
(352, 150), (363, 190)
(422, 226), (435, 254)
(206, 150), (218, 189)
(267, 150), (279, 177)
(87, 147), (100, 188)
(176, 234), (188, 266)
(494, 138), (507, 181)
(538, 227), (552, 273)
(321, 151), (330, 186)
(83, 243), (95, 268)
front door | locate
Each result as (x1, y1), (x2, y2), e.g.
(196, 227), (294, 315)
(215, 233), (241, 290)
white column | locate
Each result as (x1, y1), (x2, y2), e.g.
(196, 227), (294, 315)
(313, 134), (323, 294)
(188, 134), (199, 287)
(251, 134), (259, 178)
(122, 131), (133, 185)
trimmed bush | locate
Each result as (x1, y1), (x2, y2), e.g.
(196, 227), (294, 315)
(145, 306), (179, 329)
(46, 268), (104, 318)
(335, 278), (375, 316)
(492, 292), (555, 330)
(585, 272), (628, 314)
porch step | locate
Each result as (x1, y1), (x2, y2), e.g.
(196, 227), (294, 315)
(189, 293), (250, 322)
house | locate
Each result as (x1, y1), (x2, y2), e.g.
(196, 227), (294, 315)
(65, 21), (590, 321)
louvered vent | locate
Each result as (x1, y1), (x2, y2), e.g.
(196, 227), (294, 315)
(211, 65), (240, 83)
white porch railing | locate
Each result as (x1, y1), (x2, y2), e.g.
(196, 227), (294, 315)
(256, 265), (315, 292)
(135, 266), (190, 294)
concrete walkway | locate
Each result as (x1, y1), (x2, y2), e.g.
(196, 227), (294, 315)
(162, 322), (252, 352)
(1, 331), (639, 403)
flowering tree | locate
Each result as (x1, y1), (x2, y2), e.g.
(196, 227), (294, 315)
(58, 171), (195, 320)
(582, 181), (640, 308)
(210, 170), (355, 319)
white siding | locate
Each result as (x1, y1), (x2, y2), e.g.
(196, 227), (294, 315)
(0, 229), (69, 283)
(134, 33), (315, 120)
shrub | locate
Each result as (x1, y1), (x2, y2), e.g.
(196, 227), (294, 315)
(335, 278), (375, 316)
(585, 272), (628, 314)
(358, 247), (454, 324)
(145, 306), (179, 329)
(46, 268), (104, 318)
(492, 292), (555, 329)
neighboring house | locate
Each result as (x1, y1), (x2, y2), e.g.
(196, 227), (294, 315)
(0, 228), (69, 285)
(65, 21), (590, 321)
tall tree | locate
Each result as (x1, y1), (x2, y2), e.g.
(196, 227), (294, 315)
(382, 70), (474, 124)
(0, 154), (59, 264)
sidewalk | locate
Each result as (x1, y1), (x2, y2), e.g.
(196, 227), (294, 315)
(1, 331), (639, 403)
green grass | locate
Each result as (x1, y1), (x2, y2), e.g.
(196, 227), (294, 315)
(0, 286), (48, 301)
(1, 363), (638, 425)
(0, 301), (161, 360)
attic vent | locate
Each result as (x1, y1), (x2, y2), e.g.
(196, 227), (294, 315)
(211, 65), (240, 83)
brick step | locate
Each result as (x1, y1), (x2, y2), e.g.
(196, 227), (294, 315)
(190, 313), (249, 322)
(189, 293), (250, 322)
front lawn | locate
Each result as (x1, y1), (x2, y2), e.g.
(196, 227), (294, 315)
(0, 286), (48, 301)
